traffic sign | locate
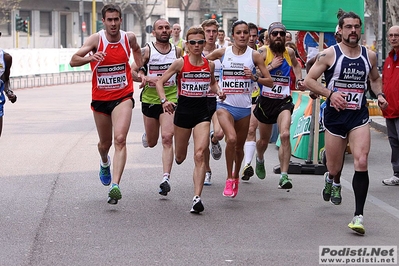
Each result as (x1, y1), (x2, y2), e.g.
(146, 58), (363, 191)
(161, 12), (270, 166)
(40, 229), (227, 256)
(82, 21), (86, 33)
(296, 31), (336, 63)
(145, 25), (153, 34)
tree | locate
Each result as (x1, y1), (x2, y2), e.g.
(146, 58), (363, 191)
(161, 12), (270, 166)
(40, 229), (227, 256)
(365, 0), (399, 37)
(364, 0), (378, 42)
(102, 0), (158, 47)
(365, 0), (399, 56)
(0, 0), (21, 26)
(386, 0), (398, 27)
(181, 0), (194, 38)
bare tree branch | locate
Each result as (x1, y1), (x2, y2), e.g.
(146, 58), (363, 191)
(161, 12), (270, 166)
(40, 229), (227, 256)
(102, 0), (159, 47)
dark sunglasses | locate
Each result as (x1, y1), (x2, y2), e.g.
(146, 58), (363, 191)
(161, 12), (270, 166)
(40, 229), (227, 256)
(271, 31), (286, 37)
(188, 39), (205, 45)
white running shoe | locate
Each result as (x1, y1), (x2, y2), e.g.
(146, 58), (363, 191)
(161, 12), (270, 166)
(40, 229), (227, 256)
(204, 171), (212, 186)
(142, 132), (149, 148)
(348, 215), (365, 235)
(190, 196), (204, 213)
(382, 176), (399, 186)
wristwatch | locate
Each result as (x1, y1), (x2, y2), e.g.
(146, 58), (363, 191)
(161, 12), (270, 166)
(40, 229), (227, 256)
(161, 98), (167, 104)
(376, 92), (386, 99)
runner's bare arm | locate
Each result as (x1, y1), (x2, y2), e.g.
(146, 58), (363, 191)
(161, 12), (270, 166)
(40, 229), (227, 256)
(70, 34), (100, 67)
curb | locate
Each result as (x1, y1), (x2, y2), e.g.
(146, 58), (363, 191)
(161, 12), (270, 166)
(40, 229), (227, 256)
(370, 119), (387, 135)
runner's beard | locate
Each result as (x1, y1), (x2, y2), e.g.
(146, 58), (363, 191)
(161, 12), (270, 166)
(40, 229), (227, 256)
(269, 40), (286, 54)
(157, 36), (170, 43)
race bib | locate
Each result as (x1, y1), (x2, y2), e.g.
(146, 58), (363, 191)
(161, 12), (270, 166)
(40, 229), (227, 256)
(180, 71), (210, 97)
(221, 69), (252, 94)
(261, 75), (290, 99)
(332, 79), (365, 110)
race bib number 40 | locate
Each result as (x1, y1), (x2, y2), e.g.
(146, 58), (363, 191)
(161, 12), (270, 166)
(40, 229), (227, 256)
(261, 75), (290, 99)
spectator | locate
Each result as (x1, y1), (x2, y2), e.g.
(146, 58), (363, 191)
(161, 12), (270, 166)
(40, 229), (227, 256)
(381, 25), (399, 186)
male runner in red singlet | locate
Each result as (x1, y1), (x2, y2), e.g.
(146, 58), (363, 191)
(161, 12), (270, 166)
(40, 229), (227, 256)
(70, 4), (142, 205)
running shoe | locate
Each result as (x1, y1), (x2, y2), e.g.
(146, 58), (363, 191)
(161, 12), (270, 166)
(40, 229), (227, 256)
(99, 164), (111, 186)
(210, 131), (222, 160)
(108, 184), (122, 204)
(241, 164), (254, 181)
(142, 132), (149, 148)
(320, 148), (326, 166)
(330, 185), (342, 205)
(204, 171), (212, 186)
(382, 176), (399, 186)
(255, 159), (266, 179)
(278, 174), (292, 189)
(159, 178), (171, 196)
(322, 172), (333, 201)
(223, 179), (235, 197)
(232, 179), (239, 198)
(348, 215), (365, 235)
(190, 196), (204, 213)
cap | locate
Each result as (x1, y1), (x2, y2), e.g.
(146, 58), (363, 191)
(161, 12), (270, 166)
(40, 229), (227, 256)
(268, 22), (286, 35)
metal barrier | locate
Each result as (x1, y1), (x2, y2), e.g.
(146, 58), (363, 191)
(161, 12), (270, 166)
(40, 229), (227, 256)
(10, 71), (92, 90)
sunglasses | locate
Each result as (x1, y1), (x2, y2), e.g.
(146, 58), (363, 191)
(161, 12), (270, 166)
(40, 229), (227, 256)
(271, 31), (286, 37)
(188, 39), (205, 45)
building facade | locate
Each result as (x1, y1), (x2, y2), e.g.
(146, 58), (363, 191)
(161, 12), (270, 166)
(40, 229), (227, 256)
(0, 0), (239, 50)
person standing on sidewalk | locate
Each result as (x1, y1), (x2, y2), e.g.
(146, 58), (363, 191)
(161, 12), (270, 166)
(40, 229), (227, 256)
(156, 26), (225, 213)
(0, 43), (17, 137)
(381, 25), (399, 186)
(132, 19), (182, 196)
(206, 20), (273, 198)
(201, 18), (223, 186)
(254, 22), (306, 189)
(304, 10), (388, 235)
(70, 4), (142, 204)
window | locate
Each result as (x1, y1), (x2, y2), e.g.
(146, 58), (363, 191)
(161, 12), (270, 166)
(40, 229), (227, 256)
(40, 11), (52, 36)
(83, 12), (91, 35)
(0, 11), (11, 36)
(168, 0), (180, 8)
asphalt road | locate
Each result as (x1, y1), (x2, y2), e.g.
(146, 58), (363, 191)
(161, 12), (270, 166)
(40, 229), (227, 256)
(1, 83), (398, 266)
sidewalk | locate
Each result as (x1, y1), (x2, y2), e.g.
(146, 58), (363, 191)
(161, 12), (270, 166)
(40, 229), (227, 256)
(370, 115), (387, 134)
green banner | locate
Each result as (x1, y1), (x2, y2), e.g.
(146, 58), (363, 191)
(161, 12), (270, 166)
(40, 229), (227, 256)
(277, 92), (325, 160)
(282, 0), (364, 32)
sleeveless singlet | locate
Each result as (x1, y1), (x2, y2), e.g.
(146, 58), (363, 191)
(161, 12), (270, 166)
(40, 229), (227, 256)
(219, 46), (255, 108)
(324, 44), (370, 110)
(141, 42), (178, 104)
(177, 55), (211, 111)
(261, 46), (293, 99)
(90, 30), (133, 101)
(202, 49), (221, 98)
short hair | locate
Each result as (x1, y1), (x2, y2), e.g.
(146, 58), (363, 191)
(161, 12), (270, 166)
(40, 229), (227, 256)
(101, 4), (122, 19)
(248, 22), (258, 33)
(153, 18), (169, 29)
(218, 29), (225, 34)
(186, 26), (205, 40)
(201, 19), (219, 29)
